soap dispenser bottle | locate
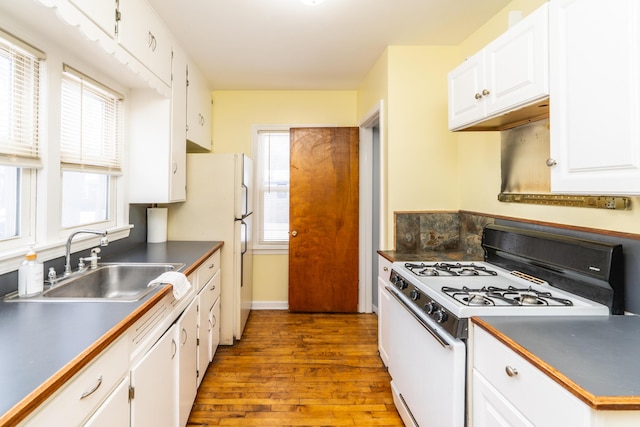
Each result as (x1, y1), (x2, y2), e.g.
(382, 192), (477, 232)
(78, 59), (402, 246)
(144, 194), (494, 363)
(18, 245), (44, 297)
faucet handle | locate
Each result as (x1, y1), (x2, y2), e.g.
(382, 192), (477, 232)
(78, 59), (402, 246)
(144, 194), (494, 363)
(47, 267), (57, 285)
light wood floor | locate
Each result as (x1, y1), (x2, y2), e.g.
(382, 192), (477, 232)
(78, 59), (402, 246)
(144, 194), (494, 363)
(187, 310), (404, 426)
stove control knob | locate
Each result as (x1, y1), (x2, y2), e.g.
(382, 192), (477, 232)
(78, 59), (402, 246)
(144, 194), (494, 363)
(410, 289), (420, 301)
(398, 278), (408, 290)
(424, 302), (437, 314)
(434, 310), (448, 324)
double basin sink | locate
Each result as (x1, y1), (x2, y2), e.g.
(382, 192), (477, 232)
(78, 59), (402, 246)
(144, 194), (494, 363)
(4, 263), (185, 303)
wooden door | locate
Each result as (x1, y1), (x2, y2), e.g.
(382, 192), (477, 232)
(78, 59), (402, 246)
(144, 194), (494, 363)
(289, 127), (359, 312)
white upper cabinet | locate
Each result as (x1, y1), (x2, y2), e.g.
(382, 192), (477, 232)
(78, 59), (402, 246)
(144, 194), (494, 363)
(186, 61), (212, 152)
(68, 0), (116, 37)
(448, 3), (549, 131)
(117, 0), (173, 86)
(549, 0), (640, 195)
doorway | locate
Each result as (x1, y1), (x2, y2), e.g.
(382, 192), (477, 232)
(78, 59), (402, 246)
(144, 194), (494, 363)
(359, 101), (385, 313)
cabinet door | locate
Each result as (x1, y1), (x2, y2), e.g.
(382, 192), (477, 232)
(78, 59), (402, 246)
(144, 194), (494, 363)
(83, 377), (130, 427)
(118, 0), (172, 85)
(197, 269), (220, 387)
(550, 0), (640, 194)
(130, 325), (177, 427)
(448, 51), (485, 130)
(186, 61), (212, 151)
(377, 255), (392, 367)
(484, 3), (548, 116)
(177, 299), (198, 427)
(210, 297), (220, 360)
(69, 0), (116, 37)
(377, 277), (391, 367)
(170, 44), (187, 202)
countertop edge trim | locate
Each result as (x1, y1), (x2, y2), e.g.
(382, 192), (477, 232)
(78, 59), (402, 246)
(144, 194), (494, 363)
(0, 286), (172, 426)
(471, 317), (640, 411)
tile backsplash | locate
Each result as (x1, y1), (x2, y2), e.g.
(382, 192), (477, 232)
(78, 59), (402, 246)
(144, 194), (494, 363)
(394, 211), (494, 258)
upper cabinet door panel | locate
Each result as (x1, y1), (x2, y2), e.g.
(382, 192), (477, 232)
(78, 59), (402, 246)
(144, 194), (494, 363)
(118, 0), (172, 85)
(69, 0), (116, 37)
(448, 52), (486, 130)
(550, 0), (640, 194)
(485, 3), (548, 116)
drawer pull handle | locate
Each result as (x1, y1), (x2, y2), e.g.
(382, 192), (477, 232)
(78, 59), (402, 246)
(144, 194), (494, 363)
(80, 376), (103, 400)
(181, 328), (188, 345)
(383, 266), (388, 272)
(171, 338), (177, 359)
(505, 366), (518, 377)
(209, 263), (215, 269)
(210, 284), (216, 291)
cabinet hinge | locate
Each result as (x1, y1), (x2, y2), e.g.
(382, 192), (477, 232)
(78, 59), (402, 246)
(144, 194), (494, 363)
(129, 386), (135, 400)
(196, 369), (200, 378)
(196, 338), (200, 346)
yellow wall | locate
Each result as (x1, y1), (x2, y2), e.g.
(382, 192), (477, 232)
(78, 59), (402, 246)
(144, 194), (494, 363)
(385, 46), (460, 246)
(206, 91), (357, 303)
(455, 0), (640, 234)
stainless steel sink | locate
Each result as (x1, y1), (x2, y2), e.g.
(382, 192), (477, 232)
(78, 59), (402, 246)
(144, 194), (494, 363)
(4, 262), (185, 302)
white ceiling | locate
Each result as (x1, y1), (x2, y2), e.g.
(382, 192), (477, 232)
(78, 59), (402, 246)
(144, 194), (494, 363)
(146, 0), (512, 90)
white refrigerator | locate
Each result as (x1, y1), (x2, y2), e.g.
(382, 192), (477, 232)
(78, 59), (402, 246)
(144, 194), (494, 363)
(168, 153), (253, 344)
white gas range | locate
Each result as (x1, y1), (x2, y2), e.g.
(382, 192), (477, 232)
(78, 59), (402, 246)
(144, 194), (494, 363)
(384, 224), (624, 427)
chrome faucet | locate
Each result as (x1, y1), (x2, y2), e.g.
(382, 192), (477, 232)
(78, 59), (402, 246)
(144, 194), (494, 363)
(64, 229), (109, 276)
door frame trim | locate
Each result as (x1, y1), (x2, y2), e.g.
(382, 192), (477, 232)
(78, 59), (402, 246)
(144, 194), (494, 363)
(358, 100), (385, 313)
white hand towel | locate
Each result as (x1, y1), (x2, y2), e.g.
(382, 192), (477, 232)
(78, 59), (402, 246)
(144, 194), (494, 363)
(148, 271), (192, 300)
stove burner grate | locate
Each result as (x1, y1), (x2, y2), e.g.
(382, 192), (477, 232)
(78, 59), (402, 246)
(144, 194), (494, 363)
(404, 262), (498, 277)
(442, 285), (574, 307)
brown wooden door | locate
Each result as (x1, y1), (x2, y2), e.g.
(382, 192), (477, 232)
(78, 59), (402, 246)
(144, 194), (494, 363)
(288, 127), (359, 312)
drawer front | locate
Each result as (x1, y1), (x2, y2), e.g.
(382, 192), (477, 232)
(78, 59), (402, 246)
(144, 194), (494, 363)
(197, 250), (220, 293)
(472, 326), (590, 425)
(24, 337), (129, 426)
(378, 255), (392, 286)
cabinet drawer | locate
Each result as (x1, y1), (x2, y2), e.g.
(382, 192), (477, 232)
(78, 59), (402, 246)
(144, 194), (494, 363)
(378, 255), (392, 286)
(472, 326), (589, 425)
(197, 250), (220, 293)
(24, 337), (129, 426)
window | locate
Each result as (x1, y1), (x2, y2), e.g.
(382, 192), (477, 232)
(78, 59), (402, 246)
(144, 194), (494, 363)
(0, 30), (42, 248)
(60, 65), (122, 230)
(253, 129), (290, 251)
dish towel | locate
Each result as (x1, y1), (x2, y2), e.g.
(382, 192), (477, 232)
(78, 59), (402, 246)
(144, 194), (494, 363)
(148, 271), (192, 300)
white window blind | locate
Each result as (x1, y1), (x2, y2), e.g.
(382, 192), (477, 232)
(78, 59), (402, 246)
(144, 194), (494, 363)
(60, 65), (122, 172)
(0, 30), (42, 164)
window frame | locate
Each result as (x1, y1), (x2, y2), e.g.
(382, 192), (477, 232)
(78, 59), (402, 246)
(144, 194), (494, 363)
(252, 125), (291, 254)
(0, 29), (43, 252)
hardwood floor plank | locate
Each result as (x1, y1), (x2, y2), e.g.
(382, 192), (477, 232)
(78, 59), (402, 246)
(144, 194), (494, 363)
(187, 310), (403, 426)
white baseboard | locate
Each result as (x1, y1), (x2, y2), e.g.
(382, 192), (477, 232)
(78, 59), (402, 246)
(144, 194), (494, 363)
(251, 301), (288, 310)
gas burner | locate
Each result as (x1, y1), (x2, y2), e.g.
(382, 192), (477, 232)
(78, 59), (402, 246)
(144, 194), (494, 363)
(405, 262), (498, 277)
(441, 285), (575, 307)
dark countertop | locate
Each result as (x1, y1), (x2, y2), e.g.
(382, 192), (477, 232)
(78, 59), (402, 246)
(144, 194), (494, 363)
(473, 315), (640, 410)
(378, 249), (478, 263)
(0, 241), (221, 425)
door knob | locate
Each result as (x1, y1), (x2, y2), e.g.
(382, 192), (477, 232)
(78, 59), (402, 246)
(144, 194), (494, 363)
(291, 230), (298, 237)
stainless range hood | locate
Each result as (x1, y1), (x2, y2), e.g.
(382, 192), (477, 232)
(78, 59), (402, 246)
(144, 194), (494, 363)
(498, 119), (631, 210)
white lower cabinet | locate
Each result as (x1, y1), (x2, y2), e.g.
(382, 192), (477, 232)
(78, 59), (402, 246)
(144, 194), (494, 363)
(377, 255), (392, 367)
(130, 324), (177, 427)
(20, 337), (129, 426)
(470, 324), (640, 427)
(176, 299), (198, 427)
(197, 269), (220, 387)
(83, 377), (130, 427)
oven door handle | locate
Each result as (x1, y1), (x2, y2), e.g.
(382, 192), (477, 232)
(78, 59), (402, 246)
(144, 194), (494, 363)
(386, 286), (453, 349)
